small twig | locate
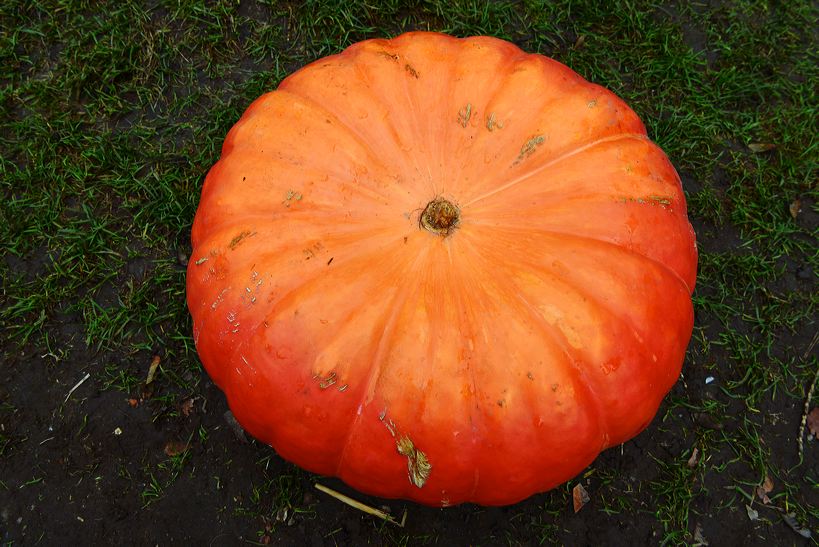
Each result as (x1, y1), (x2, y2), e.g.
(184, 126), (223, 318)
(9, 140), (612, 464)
(64, 373), (91, 404)
(797, 331), (819, 463)
(314, 483), (406, 527)
(145, 355), (161, 385)
(804, 330), (819, 361)
(798, 365), (819, 462)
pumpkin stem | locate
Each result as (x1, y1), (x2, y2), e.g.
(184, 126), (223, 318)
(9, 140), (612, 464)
(419, 197), (459, 237)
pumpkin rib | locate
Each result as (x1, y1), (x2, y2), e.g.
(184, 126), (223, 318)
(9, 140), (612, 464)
(442, 244), (497, 502)
(445, 50), (547, 193)
(263, 88), (402, 198)
(191, 210), (387, 253)
(189, 226), (408, 398)
(474, 232), (690, 446)
(354, 39), (449, 193)
(465, 136), (686, 216)
(281, 66), (428, 192)
(463, 224), (688, 344)
(441, 238), (606, 503)
(280, 40), (444, 197)
(224, 90), (408, 207)
(462, 226), (661, 378)
(558, 226), (695, 295)
(504, 277), (607, 439)
(468, 206), (697, 293)
(468, 223), (695, 296)
(188, 214), (396, 312)
(462, 242), (600, 474)
(393, 34), (486, 195)
(453, 56), (644, 200)
(206, 155), (403, 215)
(462, 132), (648, 208)
(218, 235), (405, 359)
(210, 238), (431, 483)
(331, 244), (430, 484)
(455, 64), (589, 197)
(438, 235), (570, 502)
(500, 252), (675, 442)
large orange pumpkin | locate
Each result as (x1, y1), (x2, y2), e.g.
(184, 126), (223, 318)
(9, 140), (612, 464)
(187, 32), (697, 506)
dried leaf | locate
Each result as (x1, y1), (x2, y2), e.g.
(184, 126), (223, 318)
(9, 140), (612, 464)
(687, 447), (700, 468)
(790, 199), (802, 220)
(146, 355), (161, 385)
(574, 35), (586, 49)
(748, 143), (776, 153)
(572, 483), (590, 513)
(746, 505), (759, 521)
(807, 407), (819, 437)
(164, 440), (188, 457)
(127, 398), (139, 408)
(756, 475), (774, 504)
(783, 513), (812, 538)
(180, 398), (194, 417)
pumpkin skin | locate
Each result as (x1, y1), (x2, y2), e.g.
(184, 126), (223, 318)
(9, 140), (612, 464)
(187, 31), (697, 507)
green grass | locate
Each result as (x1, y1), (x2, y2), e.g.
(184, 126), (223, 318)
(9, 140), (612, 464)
(1, 0), (817, 544)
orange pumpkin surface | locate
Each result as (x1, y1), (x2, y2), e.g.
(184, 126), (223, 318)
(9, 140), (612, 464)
(187, 31), (697, 506)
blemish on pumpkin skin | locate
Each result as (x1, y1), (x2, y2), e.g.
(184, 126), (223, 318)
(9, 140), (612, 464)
(601, 359), (620, 375)
(228, 230), (255, 250)
(514, 135), (545, 164)
(396, 436), (432, 489)
(226, 310), (240, 333)
(404, 63), (419, 78)
(303, 242), (324, 260)
(205, 252), (230, 281)
(242, 271), (263, 306)
(486, 112), (504, 131)
(210, 288), (229, 310)
(195, 257), (208, 265)
(457, 103), (473, 127)
(282, 189), (303, 207)
(619, 195), (673, 209)
(379, 411), (432, 488)
(587, 99), (598, 108)
(314, 371), (338, 389)
(378, 51), (400, 62)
